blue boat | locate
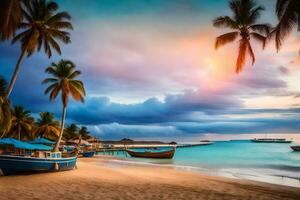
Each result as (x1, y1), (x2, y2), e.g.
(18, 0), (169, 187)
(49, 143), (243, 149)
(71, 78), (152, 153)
(82, 151), (95, 157)
(0, 154), (77, 175)
(0, 138), (77, 176)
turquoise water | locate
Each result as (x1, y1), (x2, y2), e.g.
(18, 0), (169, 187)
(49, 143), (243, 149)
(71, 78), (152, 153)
(99, 141), (300, 187)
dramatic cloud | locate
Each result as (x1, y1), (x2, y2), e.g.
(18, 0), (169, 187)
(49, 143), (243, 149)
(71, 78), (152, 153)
(0, 0), (300, 140)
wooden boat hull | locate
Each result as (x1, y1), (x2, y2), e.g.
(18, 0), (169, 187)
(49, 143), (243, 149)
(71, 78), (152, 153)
(0, 155), (77, 176)
(251, 139), (292, 143)
(82, 151), (95, 157)
(126, 148), (175, 159)
(290, 146), (300, 151)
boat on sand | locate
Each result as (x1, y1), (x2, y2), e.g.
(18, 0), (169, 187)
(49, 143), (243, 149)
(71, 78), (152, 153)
(0, 138), (77, 176)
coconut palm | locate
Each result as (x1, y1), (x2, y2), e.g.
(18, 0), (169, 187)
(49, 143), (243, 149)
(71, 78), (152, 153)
(10, 105), (34, 140)
(213, 0), (271, 73)
(33, 112), (60, 140)
(78, 126), (91, 140)
(64, 124), (79, 140)
(272, 0), (300, 51)
(5, 0), (73, 98)
(43, 59), (86, 152)
(0, 76), (12, 137)
(0, 0), (23, 40)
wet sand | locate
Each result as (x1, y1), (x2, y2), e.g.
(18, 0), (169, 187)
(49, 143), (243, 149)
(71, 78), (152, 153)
(0, 156), (300, 200)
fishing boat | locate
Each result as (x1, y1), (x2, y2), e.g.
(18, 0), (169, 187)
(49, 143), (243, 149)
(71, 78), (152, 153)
(126, 147), (175, 159)
(0, 138), (77, 176)
(0, 154), (77, 175)
(290, 146), (300, 151)
(82, 151), (95, 157)
(251, 138), (292, 143)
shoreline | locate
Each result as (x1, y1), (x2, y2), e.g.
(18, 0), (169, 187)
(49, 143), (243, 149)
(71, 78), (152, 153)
(98, 154), (300, 188)
(1, 155), (300, 200)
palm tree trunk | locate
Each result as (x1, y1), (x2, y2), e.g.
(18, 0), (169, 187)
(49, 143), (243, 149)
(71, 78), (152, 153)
(53, 106), (67, 152)
(5, 50), (26, 98)
(18, 124), (21, 140)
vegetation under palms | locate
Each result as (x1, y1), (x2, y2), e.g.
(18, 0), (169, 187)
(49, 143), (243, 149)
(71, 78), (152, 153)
(0, 76), (12, 137)
(64, 124), (79, 140)
(213, 0), (271, 73)
(43, 59), (86, 152)
(5, 0), (73, 98)
(33, 112), (60, 140)
(78, 126), (91, 140)
(272, 0), (300, 51)
(10, 105), (34, 140)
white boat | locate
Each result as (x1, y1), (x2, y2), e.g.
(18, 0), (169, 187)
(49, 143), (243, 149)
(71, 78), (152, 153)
(251, 138), (292, 143)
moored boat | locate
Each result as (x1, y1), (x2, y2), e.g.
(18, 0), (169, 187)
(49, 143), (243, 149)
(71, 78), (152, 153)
(290, 146), (300, 151)
(126, 148), (175, 159)
(251, 138), (292, 143)
(82, 151), (95, 157)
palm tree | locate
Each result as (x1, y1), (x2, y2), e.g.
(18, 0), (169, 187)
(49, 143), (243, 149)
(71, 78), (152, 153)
(33, 112), (60, 140)
(5, 0), (73, 98)
(64, 124), (79, 140)
(0, 76), (12, 137)
(10, 105), (34, 140)
(43, 59), (86, 152)
(0, 0), (23, 40)
(272, 0), (300, 51)
(213, 0), (271, 73)
(78, 126), (91, 140)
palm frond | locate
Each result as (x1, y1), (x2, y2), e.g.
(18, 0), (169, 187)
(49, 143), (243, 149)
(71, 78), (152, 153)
(49, 84), (61, 100)
(0, 0), (23, 40)
(213, 16), (237, 29)
(246, 40), (255, 65)
(248, 6), (264, 25)
(250, 32), (267, 49)
(215, 31), (239, 49)
(250, 23), (271, 35)
(236, 39), (248, 73)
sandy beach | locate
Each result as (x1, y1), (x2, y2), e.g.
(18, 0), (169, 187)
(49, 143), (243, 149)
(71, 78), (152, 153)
(0, 156), (299, 200)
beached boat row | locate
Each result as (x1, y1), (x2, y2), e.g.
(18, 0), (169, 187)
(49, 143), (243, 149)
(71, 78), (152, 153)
(0, 137), (99, 176)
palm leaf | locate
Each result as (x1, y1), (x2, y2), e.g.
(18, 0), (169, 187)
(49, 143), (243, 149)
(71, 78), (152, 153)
(250, 32), (267, 49)
(213, 16), (237, 29)
(236, 39), (248, 73)
(215, 31), (239, 49)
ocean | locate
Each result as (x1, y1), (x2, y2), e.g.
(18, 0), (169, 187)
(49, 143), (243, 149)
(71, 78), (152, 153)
(98, 140), (300, 188)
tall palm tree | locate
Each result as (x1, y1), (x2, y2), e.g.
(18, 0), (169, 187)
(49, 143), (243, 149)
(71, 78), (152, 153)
(64, 124), (79, 140)
(5, 0), (73, 98)
(0, 0), (23, 40)
(43, 59), (86, 152)
(33, 112), (60, 140)
(213, 0), (271, 73)
(78, 126), (91, 140)
(10, 105), (34, 140)
(0, 76), (12, 137)
(272, 0), (300, 51)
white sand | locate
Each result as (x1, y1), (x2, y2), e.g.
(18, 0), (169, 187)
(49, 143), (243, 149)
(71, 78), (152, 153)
(0, 156), (299, 200)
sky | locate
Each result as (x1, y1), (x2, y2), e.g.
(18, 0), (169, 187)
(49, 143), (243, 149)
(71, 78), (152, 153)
(0, 0), (300, 141)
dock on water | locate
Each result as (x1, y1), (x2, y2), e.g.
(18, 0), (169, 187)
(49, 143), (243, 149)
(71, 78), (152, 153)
(177, 141), (214, 148)
(95, 142), (214, 155)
